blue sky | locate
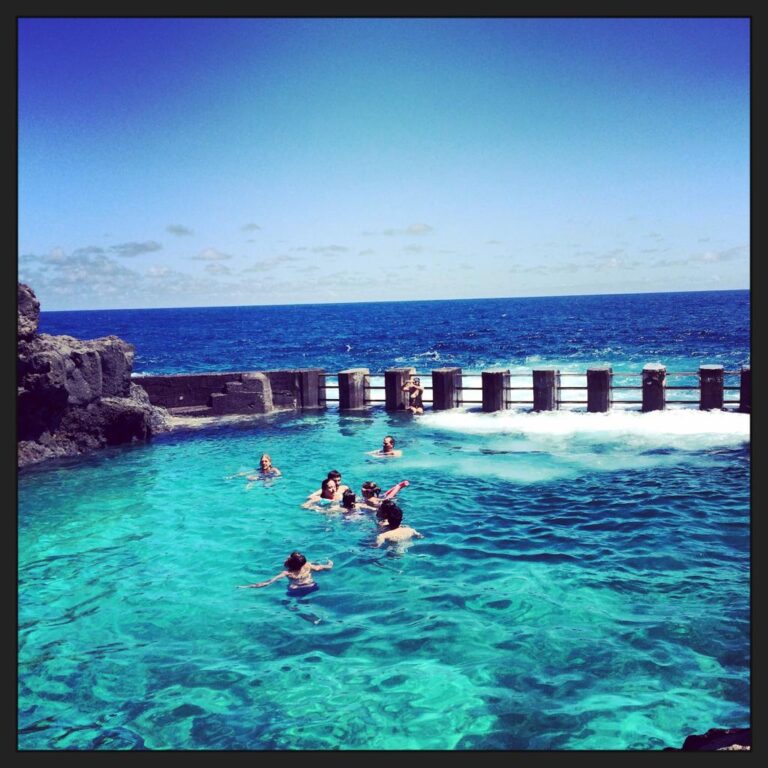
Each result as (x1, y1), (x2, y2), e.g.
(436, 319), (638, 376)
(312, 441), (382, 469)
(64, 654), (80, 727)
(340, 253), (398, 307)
(18, 17), (750, 310)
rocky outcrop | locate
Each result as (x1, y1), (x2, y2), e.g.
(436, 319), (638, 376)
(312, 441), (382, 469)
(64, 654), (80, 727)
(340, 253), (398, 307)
(17, 283), (172, 468)
(664, 727), (751, 751)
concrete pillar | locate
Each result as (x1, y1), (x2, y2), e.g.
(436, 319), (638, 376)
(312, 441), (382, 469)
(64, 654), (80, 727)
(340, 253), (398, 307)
(739, 365), (751, 413)
(296, 368), (325, 409)
(699, 364), (724, 411)
(587, 366), (612, 413)
(642, 364), (666, 412)
(384, 367), (415, 411)
(338, 368), (369, 410)
(432, 367), (463, 410)
(481, 369), (510, 412)
(533, 368), (561, 411)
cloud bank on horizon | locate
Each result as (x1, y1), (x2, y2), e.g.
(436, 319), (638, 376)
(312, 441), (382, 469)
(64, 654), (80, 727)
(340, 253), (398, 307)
(18, 17), (749, 310)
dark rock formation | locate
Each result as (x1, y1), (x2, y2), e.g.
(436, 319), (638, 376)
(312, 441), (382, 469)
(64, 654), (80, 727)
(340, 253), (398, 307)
(664, 727), (751, 751)
(17, 283), (172, 468)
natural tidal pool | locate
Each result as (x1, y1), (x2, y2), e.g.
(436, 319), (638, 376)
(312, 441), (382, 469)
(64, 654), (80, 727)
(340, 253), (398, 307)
(18, 405), (750, 750)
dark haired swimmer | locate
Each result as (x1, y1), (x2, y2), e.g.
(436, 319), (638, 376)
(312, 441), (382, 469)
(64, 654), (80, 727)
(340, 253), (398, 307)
(375, 498), (399, 528)
(302, 477), (339, 509)
(401, 376), (424, 414)
(375, 506), (423, 547)
(238, 551), (333, 595)
(367, 435), (402, 458)
(361, 481), (383, 508)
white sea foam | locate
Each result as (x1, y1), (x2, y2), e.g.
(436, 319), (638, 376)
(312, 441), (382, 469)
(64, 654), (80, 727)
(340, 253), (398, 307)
(418, 407), (750, 452)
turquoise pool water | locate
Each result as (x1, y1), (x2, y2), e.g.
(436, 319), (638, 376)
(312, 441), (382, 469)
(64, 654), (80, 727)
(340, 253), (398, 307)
(18, 406), (750, 750)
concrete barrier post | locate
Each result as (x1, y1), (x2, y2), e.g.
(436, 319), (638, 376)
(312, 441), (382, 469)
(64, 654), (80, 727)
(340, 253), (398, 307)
(481, 369), (510, 412)
(533, 368), (561, 411)
(739, 365), (751, 413)
(338, 368), (369, 410)
(296, 368), (325, 409)
(384, 367), (416, 411)
(587, 366), (612, 413)
(432, 367), (463, 410)
(699, 364), (724, 411)
(642, 364), (666, 412)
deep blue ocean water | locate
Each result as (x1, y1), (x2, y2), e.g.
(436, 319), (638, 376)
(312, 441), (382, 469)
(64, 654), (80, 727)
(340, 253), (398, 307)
(19, 290), (750, 750)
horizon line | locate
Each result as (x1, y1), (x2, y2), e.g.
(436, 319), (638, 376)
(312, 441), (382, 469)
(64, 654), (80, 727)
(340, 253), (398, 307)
(37, 286), (750, 314)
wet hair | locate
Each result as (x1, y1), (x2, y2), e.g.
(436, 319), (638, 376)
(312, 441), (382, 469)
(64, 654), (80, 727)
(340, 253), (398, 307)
(260, 453), (272, 465)
(377, 498), (398, 523)
(386, 506), (403, 529)
(327, 470), (342, 482)
(342, 489), (356, 509)
(320, 478), (337, 497)
(284, 552), (306, 571)
(361, 481), (381, 497)
(383, 435), (396, 447)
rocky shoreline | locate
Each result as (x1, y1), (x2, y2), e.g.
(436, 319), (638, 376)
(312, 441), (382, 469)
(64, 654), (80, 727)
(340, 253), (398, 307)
(17, 283), (172, 468)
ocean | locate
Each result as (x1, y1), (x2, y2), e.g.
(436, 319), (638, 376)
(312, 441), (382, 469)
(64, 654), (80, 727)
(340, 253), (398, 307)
(19, 290), (750, 750)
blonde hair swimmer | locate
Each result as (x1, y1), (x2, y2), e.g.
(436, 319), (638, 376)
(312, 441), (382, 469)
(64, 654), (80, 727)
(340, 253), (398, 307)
(238, 552), (333, 596)
(225, 452), (282, 484)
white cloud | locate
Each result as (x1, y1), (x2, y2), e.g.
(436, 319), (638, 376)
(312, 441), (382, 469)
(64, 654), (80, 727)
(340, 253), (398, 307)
(110, 240), (162, 257)
(193, 248), (233, 261)
(167, 224), (194, 236)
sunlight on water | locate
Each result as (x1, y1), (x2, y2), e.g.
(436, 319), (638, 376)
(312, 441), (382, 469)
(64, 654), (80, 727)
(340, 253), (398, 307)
(18, 407), (749, 750)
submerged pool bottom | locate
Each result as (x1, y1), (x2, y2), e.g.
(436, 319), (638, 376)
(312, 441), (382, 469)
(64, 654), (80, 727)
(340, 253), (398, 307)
(18, 407), (750, 749)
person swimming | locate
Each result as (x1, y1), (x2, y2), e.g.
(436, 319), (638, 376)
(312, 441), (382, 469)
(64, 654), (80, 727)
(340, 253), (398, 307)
(302, 477), (339, 508)
(375, 498), (400, 528)
(361, 481), (383, 507)
(251, 453), (281, 478)
(401, 376), (424, 414)
(226, 452), (282, 485)
(238, 551), (333, 595)
(375, 506), (423, 548)
(341, 489), (362, 512)
(367, 435), (402, 458)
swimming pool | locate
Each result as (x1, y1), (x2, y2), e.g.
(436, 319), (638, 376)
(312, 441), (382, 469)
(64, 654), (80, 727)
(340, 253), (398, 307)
(18, 405), (750, 750)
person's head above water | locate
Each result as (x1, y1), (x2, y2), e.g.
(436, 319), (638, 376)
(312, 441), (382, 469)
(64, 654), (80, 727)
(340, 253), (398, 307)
(260, 453), (273, 469)
(377, 498), (399, 523)
(361, 481), (381, 498)
(382, 436), (396, 453)
(385, 506), (403, 529)
(341, 489), (357, 509)
(327, 469), (343, 484)
(320, 478), (338, 498)
(284, 552), (307, 571)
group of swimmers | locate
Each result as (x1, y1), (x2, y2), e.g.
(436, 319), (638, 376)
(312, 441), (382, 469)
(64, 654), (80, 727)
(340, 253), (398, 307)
(237, 435), (423, 595)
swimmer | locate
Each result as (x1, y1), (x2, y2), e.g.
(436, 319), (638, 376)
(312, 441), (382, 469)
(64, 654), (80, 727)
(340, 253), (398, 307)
(306, 471), (348, 502)
(302, 477), (339, 508)
(360, 481), (383, 508)
(375, 498), (400, 528)
(226, 452), (282, 482)
(367, 435), (402, 458)
(340, 489), (365, 514)
(375, 506), (423, 548)
(326, 469), (350, 494)
(401, 376), (424, 414)
(238, 551), (333, 595)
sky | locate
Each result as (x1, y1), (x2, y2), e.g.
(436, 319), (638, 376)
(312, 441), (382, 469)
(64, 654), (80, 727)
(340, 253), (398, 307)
(17, 17), (750, 311)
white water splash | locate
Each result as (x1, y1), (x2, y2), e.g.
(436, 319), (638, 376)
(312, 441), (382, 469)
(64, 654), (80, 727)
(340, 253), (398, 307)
(418, 407), (750, 452)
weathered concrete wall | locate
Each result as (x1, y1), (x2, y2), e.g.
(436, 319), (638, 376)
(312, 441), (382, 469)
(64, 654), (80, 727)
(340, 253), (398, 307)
(134, 372), (247, 409)
(134, 368), (325, 414)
